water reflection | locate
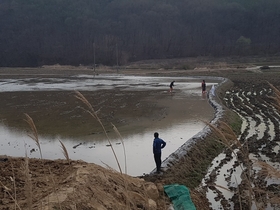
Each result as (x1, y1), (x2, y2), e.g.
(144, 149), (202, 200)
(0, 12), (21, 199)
(0, 120), (208, 176)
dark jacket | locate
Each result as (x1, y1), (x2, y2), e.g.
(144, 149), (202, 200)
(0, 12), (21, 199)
(153, 138), (166, 154)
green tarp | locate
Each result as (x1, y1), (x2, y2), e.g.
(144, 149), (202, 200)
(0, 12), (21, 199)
(164, 184), (196, 210)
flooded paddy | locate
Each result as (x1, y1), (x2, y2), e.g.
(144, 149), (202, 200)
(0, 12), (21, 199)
(0, 74), (220, 176)
(202, 77), (280, 209)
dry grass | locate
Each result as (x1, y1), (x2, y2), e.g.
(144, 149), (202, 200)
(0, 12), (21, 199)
(24, 113), (43, 159)
(21, 157), (32, 210)
(74, 91), (134, 209)
(112, 122), (127, 174)
(74, 90), (124, 174)
(59, 140), (70, 165)
(10, 162), (17, 210)
(48, 167), (62, 210)
(22, 114), (67, 208)
(0, 179), (22, 209)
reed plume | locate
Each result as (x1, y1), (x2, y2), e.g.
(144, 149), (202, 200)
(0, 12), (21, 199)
(74, 91), (123, 174)
(24, 113), (42, 159)
(112, 123), (127, 174)
(59, 140), (70, 165)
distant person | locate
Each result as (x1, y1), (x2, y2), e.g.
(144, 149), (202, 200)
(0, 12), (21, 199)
(202, 80), (206, 94)
(210, 84), (215, 96)
(153, 132), (166, 174)
(169, 81), (175, 93)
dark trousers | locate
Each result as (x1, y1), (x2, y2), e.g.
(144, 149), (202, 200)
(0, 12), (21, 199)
(154, 153), (162, 172)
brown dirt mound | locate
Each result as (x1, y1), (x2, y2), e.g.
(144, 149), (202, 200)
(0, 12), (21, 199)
(0, 157), (168, 209)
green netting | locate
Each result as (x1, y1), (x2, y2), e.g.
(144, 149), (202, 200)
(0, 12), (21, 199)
(164, 184), (196, 210)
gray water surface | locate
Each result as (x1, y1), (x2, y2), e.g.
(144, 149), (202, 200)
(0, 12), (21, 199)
(0, 74), (221, 176)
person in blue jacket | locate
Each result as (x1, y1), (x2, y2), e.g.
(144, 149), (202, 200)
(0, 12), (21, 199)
(153, 132), (166, 173)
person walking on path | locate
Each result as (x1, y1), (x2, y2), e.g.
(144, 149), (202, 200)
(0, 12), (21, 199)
(201, 80), (206, 94)
(169, 81), (175, 93)
(153, 132), (166, 173)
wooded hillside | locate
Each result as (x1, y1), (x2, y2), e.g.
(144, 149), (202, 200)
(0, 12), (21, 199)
(0, 0), (279, 67)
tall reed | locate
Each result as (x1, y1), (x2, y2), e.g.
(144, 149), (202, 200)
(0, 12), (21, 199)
(11, 162), (17, 210)
(74, 91), (123, 174)
(59, 140), (70, 165)
(24, 113), (42, 159)
(111, 122), (127, 174)
(21, 157), (32, 210)
(75, 91), (132, 209)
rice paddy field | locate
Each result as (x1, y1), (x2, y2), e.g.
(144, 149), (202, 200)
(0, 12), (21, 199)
(0, 60), (280, 209)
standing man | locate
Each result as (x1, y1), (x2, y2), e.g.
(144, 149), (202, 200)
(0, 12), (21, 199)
(169, 81), (175, 93)
(153, 132), (166, 173)
(201, 79), (206, 94)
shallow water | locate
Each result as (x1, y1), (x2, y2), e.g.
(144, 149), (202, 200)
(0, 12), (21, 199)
(203, 83), (280, 209)
(0, 74), (220, 176)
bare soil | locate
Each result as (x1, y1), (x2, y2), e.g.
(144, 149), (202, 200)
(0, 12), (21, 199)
(0, 61), (280, 209)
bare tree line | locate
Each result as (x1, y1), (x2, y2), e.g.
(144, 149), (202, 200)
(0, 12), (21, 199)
(0, 0), (279, 67)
